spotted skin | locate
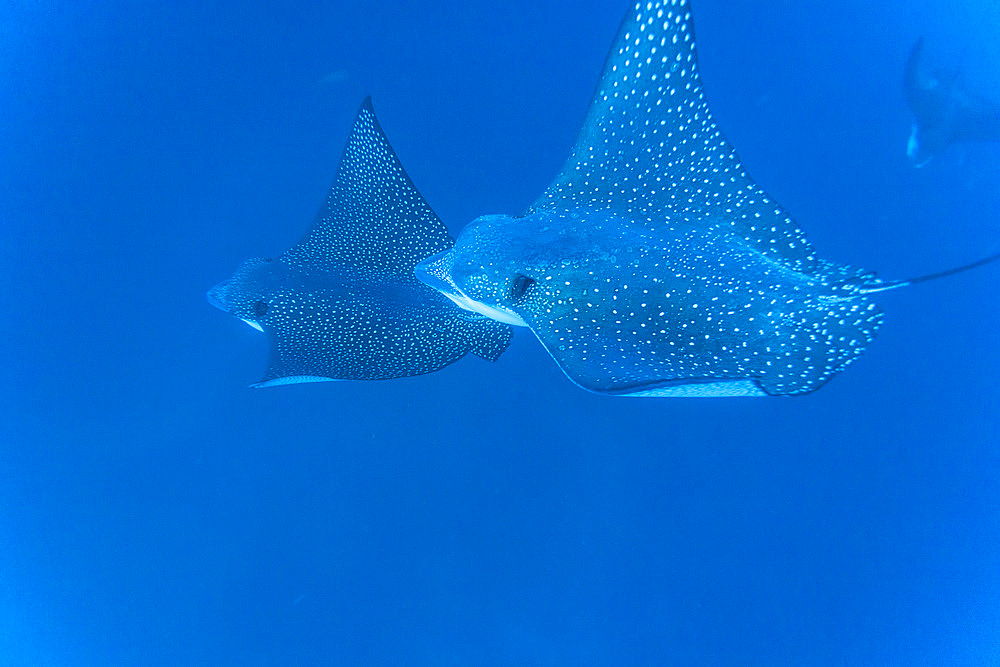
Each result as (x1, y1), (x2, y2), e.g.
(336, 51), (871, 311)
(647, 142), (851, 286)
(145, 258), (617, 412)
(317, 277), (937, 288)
(209, 99), (512, 386)
(416, 0), (883, 397)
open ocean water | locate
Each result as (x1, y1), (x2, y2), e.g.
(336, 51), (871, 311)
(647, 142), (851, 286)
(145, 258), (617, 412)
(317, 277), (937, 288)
(3, 1), (999, 664)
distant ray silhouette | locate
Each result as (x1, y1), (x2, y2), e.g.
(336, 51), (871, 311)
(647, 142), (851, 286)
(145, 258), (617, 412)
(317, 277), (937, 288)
(905, 38), (1000, 166)
(416, 0), (1000, 397)
(209, 99), (511, 387)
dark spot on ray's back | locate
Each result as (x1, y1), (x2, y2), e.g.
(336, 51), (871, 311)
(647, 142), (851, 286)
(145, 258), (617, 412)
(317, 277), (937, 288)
(207, 98), (511, 385)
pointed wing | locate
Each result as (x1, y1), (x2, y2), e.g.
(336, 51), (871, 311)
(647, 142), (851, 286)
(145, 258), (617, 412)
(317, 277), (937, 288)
(904, 38), (929, 95)
(284, 98), (453, 276)
(526, 0), (816, 271)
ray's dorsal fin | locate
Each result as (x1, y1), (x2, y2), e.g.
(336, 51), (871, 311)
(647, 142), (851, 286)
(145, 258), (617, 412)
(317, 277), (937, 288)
(284, 97), (453, 275)
(526, 0), (816, 271)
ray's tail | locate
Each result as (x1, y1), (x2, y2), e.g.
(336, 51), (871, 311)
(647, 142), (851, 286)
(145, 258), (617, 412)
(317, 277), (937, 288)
(857, 249), (1000, 295)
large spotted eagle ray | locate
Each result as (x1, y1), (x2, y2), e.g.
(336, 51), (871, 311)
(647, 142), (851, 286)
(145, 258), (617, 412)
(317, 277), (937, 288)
(416, 0), (1000, 397)
(208, 99), (511, 387)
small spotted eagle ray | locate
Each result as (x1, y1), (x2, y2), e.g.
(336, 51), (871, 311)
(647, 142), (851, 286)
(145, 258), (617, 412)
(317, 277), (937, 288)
(416, 0), (1000, 397)
(905, 38), (1000, 166)
(208, 98), (511, 387)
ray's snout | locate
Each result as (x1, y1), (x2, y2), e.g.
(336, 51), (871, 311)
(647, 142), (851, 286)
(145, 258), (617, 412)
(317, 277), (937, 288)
(415, 250), (529, 327)
(414, 251), (456, 296)
(206, 279), (232, 312)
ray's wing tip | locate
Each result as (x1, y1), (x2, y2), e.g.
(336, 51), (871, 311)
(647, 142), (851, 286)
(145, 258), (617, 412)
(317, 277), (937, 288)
(574, 375), (769, 398)
(352, 96), (378, 128)
(905, 38), (927, 89)
(251, 375), (341, 389)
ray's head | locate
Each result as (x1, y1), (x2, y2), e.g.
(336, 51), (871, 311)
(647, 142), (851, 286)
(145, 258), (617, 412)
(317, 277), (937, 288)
(415, 211), (627, 329)
(415, 215), (533, 327)
(207, 257), (287, 332)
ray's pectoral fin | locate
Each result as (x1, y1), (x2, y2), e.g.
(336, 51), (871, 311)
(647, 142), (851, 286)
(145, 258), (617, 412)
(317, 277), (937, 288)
(524, 0), (817, 272)
(284, 97), (454, 275)
(518, 273), (884, 399)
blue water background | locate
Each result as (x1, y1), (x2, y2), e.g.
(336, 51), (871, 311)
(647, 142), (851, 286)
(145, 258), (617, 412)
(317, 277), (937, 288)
(3, 1), (999, 663)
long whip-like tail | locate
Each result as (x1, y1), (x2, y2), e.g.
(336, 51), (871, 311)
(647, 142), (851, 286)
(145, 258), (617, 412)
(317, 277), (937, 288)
(857, 249), (1000, 295)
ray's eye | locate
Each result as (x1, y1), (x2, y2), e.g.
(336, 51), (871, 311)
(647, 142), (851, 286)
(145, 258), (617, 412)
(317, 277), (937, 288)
(253, 300), (269, 318)
(509, 275), (535, 302)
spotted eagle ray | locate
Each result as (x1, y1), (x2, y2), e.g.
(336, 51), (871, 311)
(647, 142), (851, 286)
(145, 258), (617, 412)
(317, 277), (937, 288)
(905, 38), (1000, 166)
(416, 0), (1000, 397)
(208, 98), (512, 387)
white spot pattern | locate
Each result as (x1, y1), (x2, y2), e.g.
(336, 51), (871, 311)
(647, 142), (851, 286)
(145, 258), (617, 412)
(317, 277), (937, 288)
(528, 0), (815, 272)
